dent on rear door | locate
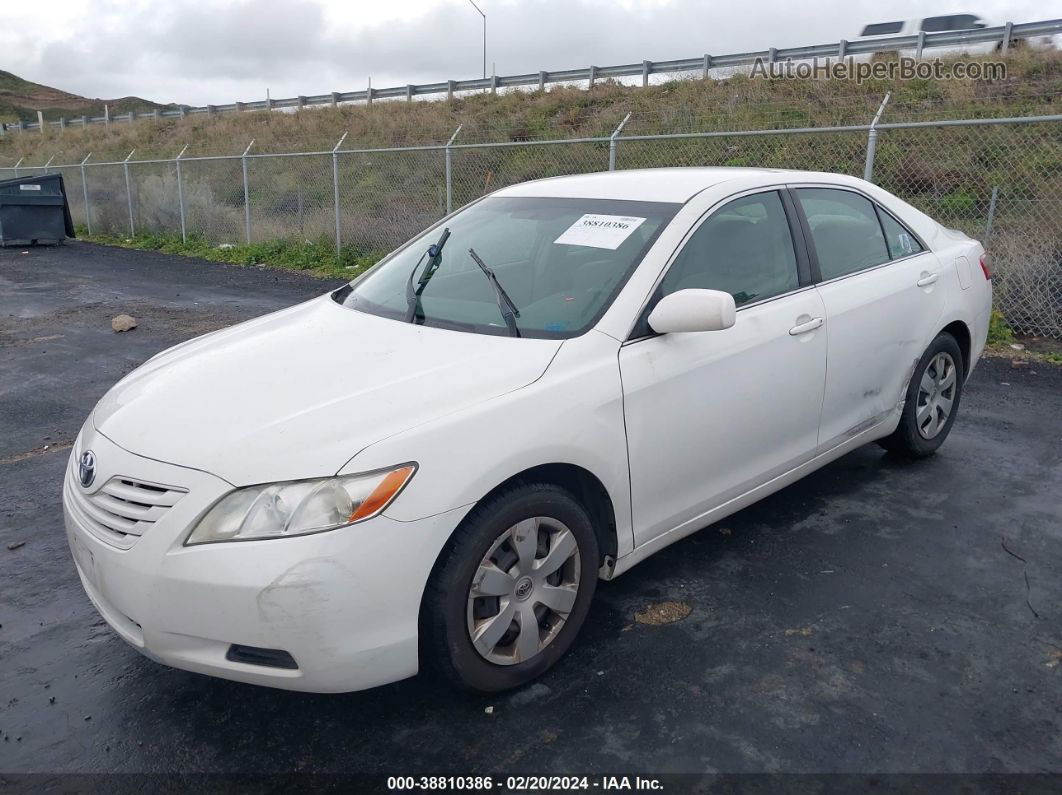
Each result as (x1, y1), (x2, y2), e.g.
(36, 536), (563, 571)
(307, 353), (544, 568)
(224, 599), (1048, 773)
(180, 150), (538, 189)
(815, 251), (946, 449)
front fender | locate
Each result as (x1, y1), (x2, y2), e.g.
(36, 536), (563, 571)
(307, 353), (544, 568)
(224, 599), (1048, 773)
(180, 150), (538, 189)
(342, 331), (635, 559)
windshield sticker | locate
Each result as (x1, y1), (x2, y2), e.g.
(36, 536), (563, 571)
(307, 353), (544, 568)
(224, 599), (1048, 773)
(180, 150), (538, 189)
(554, 214), (647, 250)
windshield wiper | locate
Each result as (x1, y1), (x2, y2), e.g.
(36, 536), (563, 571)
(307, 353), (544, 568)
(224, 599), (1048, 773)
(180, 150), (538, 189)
(405, 227), (451, 323)
(468, 247), (521, 338)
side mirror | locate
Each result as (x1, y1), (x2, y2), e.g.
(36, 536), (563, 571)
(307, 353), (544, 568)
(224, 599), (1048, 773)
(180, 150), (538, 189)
(648, 289), (736, 334)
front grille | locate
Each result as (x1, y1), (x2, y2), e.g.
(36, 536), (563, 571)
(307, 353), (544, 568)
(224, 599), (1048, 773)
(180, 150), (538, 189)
(66, 461), (187, 549)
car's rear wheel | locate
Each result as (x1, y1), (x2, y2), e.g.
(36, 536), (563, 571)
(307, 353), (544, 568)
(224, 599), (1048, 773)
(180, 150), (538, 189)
(878, 332), (964, 458)
(421, 483), (599, 692)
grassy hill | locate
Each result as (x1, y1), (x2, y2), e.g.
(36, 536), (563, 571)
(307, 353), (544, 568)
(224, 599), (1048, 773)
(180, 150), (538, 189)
(0, 69), (175, 126)
(0, 50), (1059, 163)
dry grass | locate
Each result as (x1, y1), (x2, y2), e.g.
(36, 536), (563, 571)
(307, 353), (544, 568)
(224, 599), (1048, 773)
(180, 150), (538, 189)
(1, 50), (1059, 166)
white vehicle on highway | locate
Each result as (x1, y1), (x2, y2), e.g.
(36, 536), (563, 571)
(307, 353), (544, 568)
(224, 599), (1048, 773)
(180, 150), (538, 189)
(64, 168), (992, 693)
(856, 13), (1057, 54)
(860, 13), (991, 41)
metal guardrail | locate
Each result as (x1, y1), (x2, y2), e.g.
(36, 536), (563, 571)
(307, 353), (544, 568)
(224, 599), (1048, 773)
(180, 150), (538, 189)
(3, 18), (1060, 133)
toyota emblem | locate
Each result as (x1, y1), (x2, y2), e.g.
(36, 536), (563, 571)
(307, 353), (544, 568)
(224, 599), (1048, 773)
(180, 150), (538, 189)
(78, 450), (97, 488)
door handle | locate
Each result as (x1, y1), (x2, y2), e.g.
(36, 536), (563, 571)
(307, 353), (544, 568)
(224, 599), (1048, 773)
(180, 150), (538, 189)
(916, 272), (939, 287)
(789, 316), (824, 336)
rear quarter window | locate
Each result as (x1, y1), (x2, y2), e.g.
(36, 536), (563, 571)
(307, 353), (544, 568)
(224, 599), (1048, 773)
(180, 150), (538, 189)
(877, 207), (925, 259)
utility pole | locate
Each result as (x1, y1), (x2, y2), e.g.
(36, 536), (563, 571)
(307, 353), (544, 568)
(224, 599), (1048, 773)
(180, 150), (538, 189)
(467, 0), (486, 79)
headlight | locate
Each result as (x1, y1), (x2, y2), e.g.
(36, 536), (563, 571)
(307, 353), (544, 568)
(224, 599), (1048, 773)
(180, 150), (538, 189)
(186, 464), (416, 545)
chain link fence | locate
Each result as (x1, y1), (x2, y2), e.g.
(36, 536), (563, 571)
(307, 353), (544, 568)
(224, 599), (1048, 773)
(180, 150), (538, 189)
(1, 115), (1059, 337)
(872, 121), (1062, 338)
(336, 148), (446, 254)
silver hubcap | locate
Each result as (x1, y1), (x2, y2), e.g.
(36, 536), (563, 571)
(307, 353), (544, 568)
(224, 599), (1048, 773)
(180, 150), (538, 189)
(466, 516), (581, 666)
(916, 351), (957, 439)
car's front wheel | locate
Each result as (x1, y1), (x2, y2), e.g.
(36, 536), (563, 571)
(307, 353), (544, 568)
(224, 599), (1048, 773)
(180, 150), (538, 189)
(421, 482), (599, 692)
(878, 332), (965, 458)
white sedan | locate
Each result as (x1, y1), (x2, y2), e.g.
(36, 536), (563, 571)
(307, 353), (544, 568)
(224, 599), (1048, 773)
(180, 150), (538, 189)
(63, 168), (992, 693)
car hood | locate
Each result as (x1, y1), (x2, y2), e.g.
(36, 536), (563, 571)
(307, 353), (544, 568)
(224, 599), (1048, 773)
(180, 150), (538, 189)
(93, 295), (562, 485)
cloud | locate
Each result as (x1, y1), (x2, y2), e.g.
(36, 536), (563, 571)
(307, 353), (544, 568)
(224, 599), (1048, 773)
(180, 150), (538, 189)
(6, 0), (1061, 105)
(34, 0), (335, 101)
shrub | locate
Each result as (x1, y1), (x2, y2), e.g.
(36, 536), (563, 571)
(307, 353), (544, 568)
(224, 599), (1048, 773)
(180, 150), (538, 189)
(987, 309), (1015, 345)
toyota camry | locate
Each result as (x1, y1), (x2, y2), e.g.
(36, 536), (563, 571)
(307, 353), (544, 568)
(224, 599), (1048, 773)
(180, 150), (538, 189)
(63, 168), (991, 692)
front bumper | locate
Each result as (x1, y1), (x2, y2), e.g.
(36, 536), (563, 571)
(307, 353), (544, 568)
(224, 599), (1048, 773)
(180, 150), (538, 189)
(62, 425), (466, 693)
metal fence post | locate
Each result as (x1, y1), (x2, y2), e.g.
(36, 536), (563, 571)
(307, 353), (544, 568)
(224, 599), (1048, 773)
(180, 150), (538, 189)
(241, 139), (254, 244)
(80, 153), (92, 235)
(609, 113), (631, 171)
(332, 132), (348, 254)
(444, 125), (462, 214)
(123, 149), (136, 237)
(1001, 22), (1014, 55)
(985, 186), (1000, 241)
(174, 145), (189, 243)
(863, 92), (891, 183)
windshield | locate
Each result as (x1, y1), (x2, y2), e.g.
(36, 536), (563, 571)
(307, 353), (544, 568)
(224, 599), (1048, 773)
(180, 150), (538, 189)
(334, 196), (680, 339)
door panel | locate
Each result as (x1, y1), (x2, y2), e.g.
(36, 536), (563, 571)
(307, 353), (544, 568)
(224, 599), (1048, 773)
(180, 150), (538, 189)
(814, 252), (944, 448)
(792, 186), (946, 449)
(620, 290), (827, 544)
(619, 189), (826, 547)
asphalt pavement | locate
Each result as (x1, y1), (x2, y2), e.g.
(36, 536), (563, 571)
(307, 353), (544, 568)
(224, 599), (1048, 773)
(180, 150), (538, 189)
(1, 242), (1060, 781)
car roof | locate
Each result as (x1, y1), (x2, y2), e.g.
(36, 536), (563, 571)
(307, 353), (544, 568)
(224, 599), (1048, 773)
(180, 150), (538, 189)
(493, 167), (865, 203)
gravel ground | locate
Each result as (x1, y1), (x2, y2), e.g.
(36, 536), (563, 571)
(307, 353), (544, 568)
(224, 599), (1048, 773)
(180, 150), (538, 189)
(1, 242), (1060, 780)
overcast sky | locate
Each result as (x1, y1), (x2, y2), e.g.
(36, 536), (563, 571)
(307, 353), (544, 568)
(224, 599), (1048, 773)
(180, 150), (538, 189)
(2, 0), (1059, 105)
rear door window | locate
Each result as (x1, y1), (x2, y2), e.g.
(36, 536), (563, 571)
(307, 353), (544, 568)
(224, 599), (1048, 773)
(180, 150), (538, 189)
(921, 14), (984, 32)
(796, 188), (891, 280)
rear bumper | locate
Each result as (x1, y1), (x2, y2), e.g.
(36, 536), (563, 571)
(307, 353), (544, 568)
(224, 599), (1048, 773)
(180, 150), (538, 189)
(63, 425), (467, 693)
(968, 279), (992, 379)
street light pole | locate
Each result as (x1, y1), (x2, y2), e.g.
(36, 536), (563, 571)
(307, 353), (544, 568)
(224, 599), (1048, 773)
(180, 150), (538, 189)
(467, 0), (486, 80)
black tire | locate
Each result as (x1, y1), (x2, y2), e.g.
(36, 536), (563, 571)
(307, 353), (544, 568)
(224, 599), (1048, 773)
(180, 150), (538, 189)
(878, 332), (965, 458)
(421, 482), (599, 692)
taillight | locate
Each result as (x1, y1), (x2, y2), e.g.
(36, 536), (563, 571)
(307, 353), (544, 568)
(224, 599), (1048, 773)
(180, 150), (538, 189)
(979, 255), (992, 280)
